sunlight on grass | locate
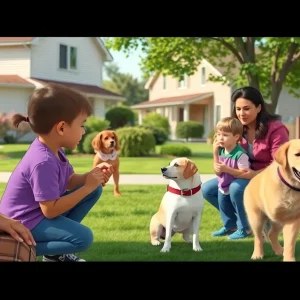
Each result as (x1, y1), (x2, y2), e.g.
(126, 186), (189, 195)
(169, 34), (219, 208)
(0, 181), (294, 261)
(0, 142), (215, 174)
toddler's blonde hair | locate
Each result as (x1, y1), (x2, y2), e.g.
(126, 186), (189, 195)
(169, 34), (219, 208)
(215, 117), (243, 136)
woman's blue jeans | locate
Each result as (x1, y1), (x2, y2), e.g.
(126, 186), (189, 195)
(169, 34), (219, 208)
(31, 185), (102, 256)
(202, 177), (250, 230)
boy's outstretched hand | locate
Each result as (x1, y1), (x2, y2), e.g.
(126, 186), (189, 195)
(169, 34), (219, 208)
(95, 162), (114, 186)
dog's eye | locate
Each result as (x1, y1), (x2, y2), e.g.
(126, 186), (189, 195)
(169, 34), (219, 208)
(295, 153), (300, 157)
(174, 163), (179, 167)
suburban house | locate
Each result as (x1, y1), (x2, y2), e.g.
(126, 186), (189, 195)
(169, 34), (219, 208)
(0, 37), (125, 141)
(132, 58), (300, 140)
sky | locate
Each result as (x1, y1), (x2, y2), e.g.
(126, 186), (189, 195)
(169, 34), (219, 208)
(103, 47), (146, 81)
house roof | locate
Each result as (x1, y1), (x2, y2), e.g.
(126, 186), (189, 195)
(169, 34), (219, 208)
(30, 78), (125, 101)
(0, 75), (125, 101)
(0, 75), (35, 88)
(0, 37), (113, 61)
(131, 92), (213, 109)
(0, 37), (34, 43)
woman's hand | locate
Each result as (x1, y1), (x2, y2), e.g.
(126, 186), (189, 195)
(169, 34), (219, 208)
(0, 214), (36, 246)
(235, 168), (258, 179)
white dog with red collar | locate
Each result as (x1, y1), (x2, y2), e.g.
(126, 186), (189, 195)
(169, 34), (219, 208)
(149, 157), (204, 252)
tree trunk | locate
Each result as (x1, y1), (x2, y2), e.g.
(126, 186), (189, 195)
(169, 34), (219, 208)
(247, 74), (281, 114)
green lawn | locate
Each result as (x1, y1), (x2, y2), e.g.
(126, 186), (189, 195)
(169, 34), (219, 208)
(0, 183), (294, 261)
(0, 142), (215, 174)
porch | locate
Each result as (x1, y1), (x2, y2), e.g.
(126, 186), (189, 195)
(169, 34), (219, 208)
(132, 92), (215, 140)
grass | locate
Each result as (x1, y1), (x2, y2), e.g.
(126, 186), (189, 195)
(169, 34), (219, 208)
(0, 183), (296, 261)
(0, 142), (215, 174)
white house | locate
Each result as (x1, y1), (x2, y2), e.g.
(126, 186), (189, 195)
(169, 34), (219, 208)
(0, 37), (125, 141)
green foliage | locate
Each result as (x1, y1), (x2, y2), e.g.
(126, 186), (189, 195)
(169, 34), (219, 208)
(105, 106), (135, 129)
(160, 144), (192, 157)
(63, 147), (73, 155)
(103, 62), (149, 106)
(138, 125), (168, 145)
(77, 116), (110, 153)
(176, 121), (204, 140)
(142, 112), (170, 135)
(116, 126), (155, 157)
(85, 116), (110, 132)
(83, 131), (98, 154)
(105, 37), (300, 113)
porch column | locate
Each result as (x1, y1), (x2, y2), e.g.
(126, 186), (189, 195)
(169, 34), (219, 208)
(183, 104), (189, 121)
(138, 110), (143, 125)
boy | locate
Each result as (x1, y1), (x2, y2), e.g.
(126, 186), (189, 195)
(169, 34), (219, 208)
(212, 117), (251, 237)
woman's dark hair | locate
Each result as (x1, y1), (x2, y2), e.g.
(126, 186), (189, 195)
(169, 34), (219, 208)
(11, 82), (93, 134)
(231, 86), (281, 138)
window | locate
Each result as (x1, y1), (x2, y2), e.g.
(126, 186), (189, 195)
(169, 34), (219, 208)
(59, 44), (67, 69)
(178, 74), (188, 88)
(59, 44), (77, 70)
(70, 47), (77, 69)
(201, 67), (206, 85)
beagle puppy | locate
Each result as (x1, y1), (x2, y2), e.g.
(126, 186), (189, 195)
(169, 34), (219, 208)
(149, 157), (204, 252)
(92, 130), (121, 196)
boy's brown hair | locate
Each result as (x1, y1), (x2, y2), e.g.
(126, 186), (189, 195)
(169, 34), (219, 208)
(215, 117), (243, 136)
(11, 83), (93, 134)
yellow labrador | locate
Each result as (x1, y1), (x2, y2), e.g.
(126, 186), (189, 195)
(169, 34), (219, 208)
(244, 139), (300, 262)
(149, 157), (204, 252)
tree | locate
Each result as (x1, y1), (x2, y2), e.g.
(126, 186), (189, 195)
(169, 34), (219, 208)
(103, 62), (148, 106)
(105, 37), (300, 113)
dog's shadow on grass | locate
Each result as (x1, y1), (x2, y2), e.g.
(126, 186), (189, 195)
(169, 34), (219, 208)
(84, 239), (300, 262)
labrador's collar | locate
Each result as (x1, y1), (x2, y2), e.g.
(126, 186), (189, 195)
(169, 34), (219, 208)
(277, 167), (300, 192)
(167, 184), (201, 196)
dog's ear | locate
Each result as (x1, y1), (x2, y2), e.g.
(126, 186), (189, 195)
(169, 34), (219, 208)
(91, 132), (103, 153)
(274, 141), (291, 169)
(183, 159), (198, 179)
(112, 131), (120, 151)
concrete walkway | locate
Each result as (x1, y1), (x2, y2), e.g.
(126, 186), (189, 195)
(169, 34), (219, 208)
(0, 172), (216, 184)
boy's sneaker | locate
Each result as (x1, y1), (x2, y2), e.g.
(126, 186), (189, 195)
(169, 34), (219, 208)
(43, 254), (86, 262)
(212, 227), (237, 237)
(228, 228), (251, 240)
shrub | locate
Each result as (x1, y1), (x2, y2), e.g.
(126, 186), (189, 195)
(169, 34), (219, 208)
(160, 144), (192, 157)
(77, 116), (109, 153)
(82, 131), (98, 154)
(105, 106), (135, 129)
(85, 116), (110, 132)
(142, 112), (170, 135)
(176, 121), (204, 140)
(138, 125), (168, 145)
(116, 126), (155, 157)
(63, 148), (73, 155)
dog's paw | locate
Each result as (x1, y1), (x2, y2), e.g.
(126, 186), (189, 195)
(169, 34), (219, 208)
(251, 252), (264, 260)
(151, 240), (161, 246)
(193, 244), (203, 252)
(160, 246), (171, 253)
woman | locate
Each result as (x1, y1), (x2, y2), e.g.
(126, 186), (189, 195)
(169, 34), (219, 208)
(202, 86), (290, 240)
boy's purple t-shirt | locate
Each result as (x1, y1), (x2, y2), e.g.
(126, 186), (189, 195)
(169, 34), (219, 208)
(0, 138), (74, 230)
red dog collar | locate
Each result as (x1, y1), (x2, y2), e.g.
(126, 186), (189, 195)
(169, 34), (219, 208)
(167, 184), (201, 196)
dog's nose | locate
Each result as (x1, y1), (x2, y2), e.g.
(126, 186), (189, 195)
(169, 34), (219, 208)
(161, 167), (167, 172)
(110, 141), (114, 145)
